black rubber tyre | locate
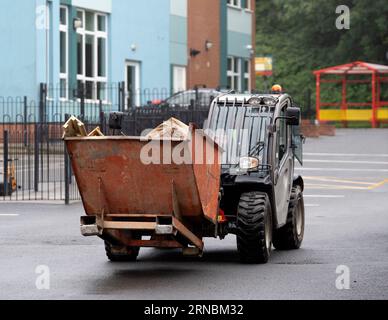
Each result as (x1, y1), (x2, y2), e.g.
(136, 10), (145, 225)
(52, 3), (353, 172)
(236, 192), (273, 264)
(104, 240), (140, 262)
(273, 186), (305, 250)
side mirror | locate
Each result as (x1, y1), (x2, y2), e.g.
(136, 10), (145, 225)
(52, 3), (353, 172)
(286, 107), (301, 126)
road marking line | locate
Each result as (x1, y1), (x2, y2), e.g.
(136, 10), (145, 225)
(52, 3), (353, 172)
(304, 195), (345, 198)
(305, 204), (320, 207)
(304, 153), (388, 157)
(304, 159), (388, 165)
(296, 168), (388, 172)
(303, 176), (376, 185)
(305, 183), (369, 190)
(0, 214), (19, 217)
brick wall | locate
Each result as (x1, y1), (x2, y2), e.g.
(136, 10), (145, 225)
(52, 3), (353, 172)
(187, 0), (221, 88)
(250, 0), (256, 90)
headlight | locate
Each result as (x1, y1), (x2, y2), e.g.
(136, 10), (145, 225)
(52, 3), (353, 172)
(239, 157), (260, 170)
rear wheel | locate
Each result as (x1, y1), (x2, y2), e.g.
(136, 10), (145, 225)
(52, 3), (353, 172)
(236, 192), (272, 264)
(104, 235), (141, 262)
(273, 186), (305, 250)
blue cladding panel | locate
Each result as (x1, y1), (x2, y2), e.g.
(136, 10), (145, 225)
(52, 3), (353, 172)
(170, 15), (187, 66)
(110, 0), (170, 90)
(0, 0), (37, 100)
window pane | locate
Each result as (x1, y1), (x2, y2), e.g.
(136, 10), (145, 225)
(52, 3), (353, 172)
(85, 11), (95, 31)
(97, 82), (106, 101)
(244, 78), (249, 92)
(77, 80), (83, 95)
(60, 31), (67, 74)
(77, 34), (83, 75)
(85, 81), (95, 100)
(234, 59), (239, 73)
(60, 8), (67, 25)
(227, 76), (232, 90)
(98, 15), (106, 32)
(98, 38), (106, 77)
(85, 35), (94, 77)
(227, 58), (233, 72)
(244, 60), (249, 73)
(234, 76), (239, 90)
(60, 79), (67, 98)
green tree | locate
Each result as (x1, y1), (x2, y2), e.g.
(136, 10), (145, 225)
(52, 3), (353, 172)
(255, 0), (388, 114)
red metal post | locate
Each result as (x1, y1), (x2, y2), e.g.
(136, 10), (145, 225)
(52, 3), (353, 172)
(341, 75), (348, 128)
(377, 74), (381, 110)
(316, 74), (321, 123)
(371, 72), (377, 128)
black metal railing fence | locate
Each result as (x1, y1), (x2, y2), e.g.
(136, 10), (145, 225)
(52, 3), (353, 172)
(1, 83), (213, 203)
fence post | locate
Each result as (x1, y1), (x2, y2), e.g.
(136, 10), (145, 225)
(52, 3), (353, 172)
(34, 124), (39, 192)
(35, 84), (47, 194)
(118, 81), (126, 112)
(118, 82), (122, 112)
(79, 82), (85, 119)
(64, 143), (70, 205)
(39, 83), (47, 124)
(99, 110), (105, 134)
(23, 96), (28, 147)
(3, 130), (9, 196)
(64, 114), (70, 205)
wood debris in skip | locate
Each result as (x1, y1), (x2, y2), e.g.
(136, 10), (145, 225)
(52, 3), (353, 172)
(62, 116), (105, 139)
(146, 118), (189, 140)
(88, 127), (104, 137)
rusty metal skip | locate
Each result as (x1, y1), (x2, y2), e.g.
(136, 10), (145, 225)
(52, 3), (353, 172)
(65, 123), (221, 258)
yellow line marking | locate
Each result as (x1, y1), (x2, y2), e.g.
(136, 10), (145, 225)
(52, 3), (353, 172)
(367, 179), (388, 190)
(305, 178), (388, 191)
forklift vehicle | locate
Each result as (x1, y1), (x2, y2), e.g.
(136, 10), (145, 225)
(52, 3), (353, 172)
(204, 93), (305, 263)
(64, 92), (305, 264)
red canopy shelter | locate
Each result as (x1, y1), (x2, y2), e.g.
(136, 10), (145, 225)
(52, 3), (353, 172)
(314, 61), (388, 128)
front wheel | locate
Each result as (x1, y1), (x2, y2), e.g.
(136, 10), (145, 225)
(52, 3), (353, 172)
(104, 238), (140, 262)
(236, 192), (273, 264)
(273, 186), (305, 250)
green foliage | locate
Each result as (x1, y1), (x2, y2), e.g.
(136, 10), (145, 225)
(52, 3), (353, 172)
(255, 0), (388, 111)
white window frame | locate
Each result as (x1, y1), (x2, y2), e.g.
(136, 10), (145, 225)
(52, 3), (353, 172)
(59, 5), (68, 100)
(245, 0), (252, 11)
(227, 57), (242, 92)
(172, 65), (187, 94)
(76, 9), (108, 102)
(244, 59), (251, 93)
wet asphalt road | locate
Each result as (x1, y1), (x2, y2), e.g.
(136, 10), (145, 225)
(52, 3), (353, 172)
(0, 129), (388, 300)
